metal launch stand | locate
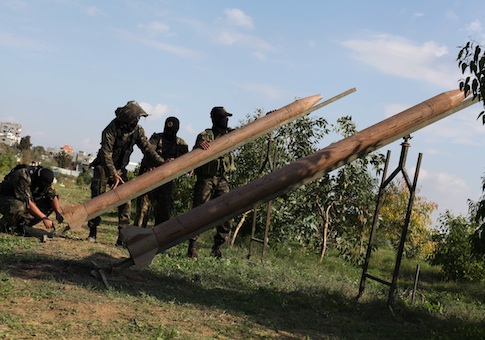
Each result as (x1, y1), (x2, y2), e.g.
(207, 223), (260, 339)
(247, 133), (279, 262)
(356, 135), (422, 306)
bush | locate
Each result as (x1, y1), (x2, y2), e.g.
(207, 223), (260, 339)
(76, 169), (92, 186)
(430, 211), (485, 281)
(0, 146), (17, 176)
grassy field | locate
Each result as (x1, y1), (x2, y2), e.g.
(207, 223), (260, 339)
(0, 175), (485, 339)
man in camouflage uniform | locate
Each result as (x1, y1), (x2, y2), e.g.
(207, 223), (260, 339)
(0, 165), (64, 234)
(87, 100), (165, 245)
(134, 116), (188, 228)
(187, 106), (236, 258)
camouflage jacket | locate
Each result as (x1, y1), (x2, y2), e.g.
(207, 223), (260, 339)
(0, 165), (56, 209)
(140, 133), (189, 171)
(193, 128), (235, 177)
(91, 119), (164, 177)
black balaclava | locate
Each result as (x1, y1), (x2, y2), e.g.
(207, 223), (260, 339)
(163, 117), (180, 141)
(210, 106), (232, 136)
(33, 168), (54, 188)
(115, 100), (148, 132)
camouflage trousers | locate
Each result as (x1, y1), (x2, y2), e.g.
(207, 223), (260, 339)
(87, 165), (130, 238)
(134, 181), (175, 228)
(0, 194), (56, 230)
(189, 175), (232, 246)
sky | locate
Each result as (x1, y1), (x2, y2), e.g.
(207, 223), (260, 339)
(2, 0), (485, 227)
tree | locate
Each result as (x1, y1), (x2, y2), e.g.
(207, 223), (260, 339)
(18, 135), (32, 151)
(379, 179), (438, 259)
(76, 168), (92, 187)
(231, 110), (332, 249)
(457, 41), (485, 243)
(54, 150), (73, 169)
(31, 145), (46, 163)
(430, 210), (485, 281)
(457, 41), (485, 119)
(18, 135), (32, 164)
(230, 110), (388, 264)
(172, 173), (196, 217)
(0, 144), (17, 176)
(297, 116), (385, 264)
(315, 119), (379, 258)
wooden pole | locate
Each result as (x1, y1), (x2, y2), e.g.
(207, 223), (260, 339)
(62, 93), (327, 229)
(122, 90), (477, 267)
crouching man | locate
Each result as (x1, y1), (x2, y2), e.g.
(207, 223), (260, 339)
(0, 165), (64, 235)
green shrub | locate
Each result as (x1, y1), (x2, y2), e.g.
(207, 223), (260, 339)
(76, 169), (92, 186)
(0, 148), (17, 176)
(430, 211), (485, 281)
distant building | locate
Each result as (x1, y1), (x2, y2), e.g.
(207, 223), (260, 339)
(46, 145), (76, 157)
(47, 146), (94, 164)
(75, 150), (95, 168)
(0, 122), (21, 146)
(61, 145), (74, 154)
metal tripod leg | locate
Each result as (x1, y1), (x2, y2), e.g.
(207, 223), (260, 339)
(357, 135), (422, 306)
(248, 134), (277, 261)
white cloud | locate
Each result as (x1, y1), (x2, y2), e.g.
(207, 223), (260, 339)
(0, 30), (48, 51)
(307, 39), (317, 48)
(464, 19), (485, 42)
(384, 103), (409, 118)
(84, 5), (103, 17)
(217, 31), (240, 45)
(251, 51), (267, 61)
(128, 21), (199, 56)
(224, 8), (254, 30)
(140, 102), (169, 120)
(79, 137), (98, 154)
(382, 101), (485, 148)
(0, 115), (19, 123)
(216, 30), (274, 51)
(3, 0), (28, 10)
(466, 19), (482, 32)
(116, 29), (200, 58)
(183, 124), (196, 134)
(445, 10), (459, 21)
(212, 8), (274, 54)
(424, 108), (485, 146)
(413, 168), (471, 217)
(138, 21), (171, 36)
(421, 148), (442, 156)
(240, 83), (286, 100)
(434, 172), (468, 192)
(145, 38), (200, 58)
(341, 34), (458, 88)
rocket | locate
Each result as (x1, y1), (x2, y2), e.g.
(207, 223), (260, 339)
(119, 89), (476, 268)
(63, 91), (353, 230)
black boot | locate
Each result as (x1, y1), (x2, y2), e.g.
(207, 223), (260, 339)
(187, 240), (198, 258)
(87, 225), (97, 242)
(116, 225), (125, 247)
(211, 244), (222, 259)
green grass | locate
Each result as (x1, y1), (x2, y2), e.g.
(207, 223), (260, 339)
(0, 177), (485, 339)
(1, 231), (485, 339)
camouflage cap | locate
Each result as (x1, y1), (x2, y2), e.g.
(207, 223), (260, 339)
(115, 100), (148, 124)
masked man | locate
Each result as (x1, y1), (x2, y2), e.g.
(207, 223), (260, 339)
(134, 116), (189, 228)
(187, 107), (236, 258)
(0, 165), (64, 235)
(87, 100), (164, 245)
